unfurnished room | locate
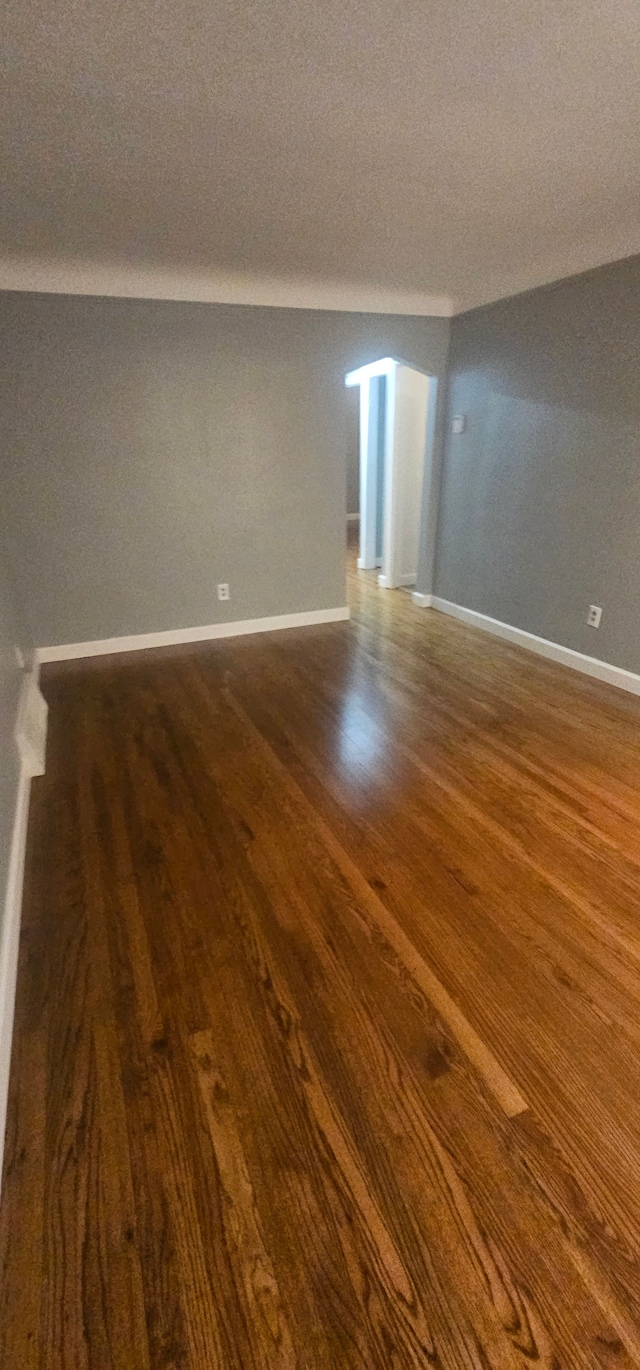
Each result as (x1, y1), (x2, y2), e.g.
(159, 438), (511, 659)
(2, 2), (640, 1366)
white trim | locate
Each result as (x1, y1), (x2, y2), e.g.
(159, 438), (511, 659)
(380, 363), (397, 585)
(358, 373), (384, 571)
(13, 238), (640, 319)
(380, 366), (432, 591)
(415, 375), (440, 601)
(345, 357), (396, 386)
(0, 765), (31, 1192)
(0, 256), (453, 318)
(36, 606), (350, 664)
(412, 592), (433, 607)
(432, 598), (640, 696)
(379, 574), (418, 589)
(14, 673), (48, 778)
(0, 664), (46, 1191)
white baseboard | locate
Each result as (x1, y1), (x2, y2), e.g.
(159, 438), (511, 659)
(432, 597), (640, 697)
(378, 574), (416, 589)
(0, 764), (31, 1191)
(0, 667), (47, 1190)
(36, 605), (350, 664)
(412, 592), (433, 607)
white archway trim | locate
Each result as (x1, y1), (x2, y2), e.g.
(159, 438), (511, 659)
(0, 256), (454, 316)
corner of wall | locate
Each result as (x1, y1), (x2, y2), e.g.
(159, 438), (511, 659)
(414, 364), (450, 598)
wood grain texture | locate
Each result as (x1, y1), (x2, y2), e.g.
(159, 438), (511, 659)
(3, 526), (640, 1365)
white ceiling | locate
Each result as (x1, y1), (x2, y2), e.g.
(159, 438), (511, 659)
(2, 0), (640, 314)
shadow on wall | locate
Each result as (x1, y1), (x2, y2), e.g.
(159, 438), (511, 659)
(345, 384), (360, 518)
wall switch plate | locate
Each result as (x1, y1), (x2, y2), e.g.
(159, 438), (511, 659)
(587, 604), (602, 628)
(452, 414), (467, 434)
(217, 582), (230, 602)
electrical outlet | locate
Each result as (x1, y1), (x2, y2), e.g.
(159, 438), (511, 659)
(14, 645), (25, 670)
(217, 582), (230, 602)
(452, 414), (467, 434)
(587, 604), (602, 628)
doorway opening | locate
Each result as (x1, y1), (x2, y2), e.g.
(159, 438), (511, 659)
(344, 357), (435, 591)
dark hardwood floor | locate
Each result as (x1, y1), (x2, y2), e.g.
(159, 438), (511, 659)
(3, 529), (640, 1366)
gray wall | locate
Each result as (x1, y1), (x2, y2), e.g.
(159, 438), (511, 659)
(435, 255), (640, 675)
(345, 384), (360, 517)
(0, 293), (449, 648)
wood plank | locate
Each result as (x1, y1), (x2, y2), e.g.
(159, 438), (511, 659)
(3, 527), (640, 1364)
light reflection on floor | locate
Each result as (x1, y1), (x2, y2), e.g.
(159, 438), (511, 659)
(336, 689), (387, 779)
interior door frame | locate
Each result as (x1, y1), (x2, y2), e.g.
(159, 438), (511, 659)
(380, 365), (432, 590)
(345, 356), (437, 590)
(345, 357), (395, 571)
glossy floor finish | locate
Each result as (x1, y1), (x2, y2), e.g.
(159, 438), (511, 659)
(4, 537), (640, 1367)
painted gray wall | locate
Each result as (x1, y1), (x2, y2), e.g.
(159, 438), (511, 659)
(435, 255), (640, 675)
(345, 384), (360, 517)
(0, 293), (449, 648)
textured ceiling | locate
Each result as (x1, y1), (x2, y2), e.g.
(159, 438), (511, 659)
(2, 0), (640, 311)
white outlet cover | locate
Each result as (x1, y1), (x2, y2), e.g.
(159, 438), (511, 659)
(452, 414), (467, 434)
(587, 604), (602, 627)
(217, 583), (230, 601)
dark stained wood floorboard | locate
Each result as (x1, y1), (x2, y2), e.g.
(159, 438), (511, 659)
(3, 529), (640, 1363)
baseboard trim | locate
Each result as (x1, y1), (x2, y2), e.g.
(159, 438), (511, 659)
(36, 605), (350, 664)
(378, 574), (416, 589)
(0, 667), (48, 1190)
(14, 672), (48, 776)
(0, 762), (32, 1190)
(432, 597), (640, 696)
(412, 592), (433, 607)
